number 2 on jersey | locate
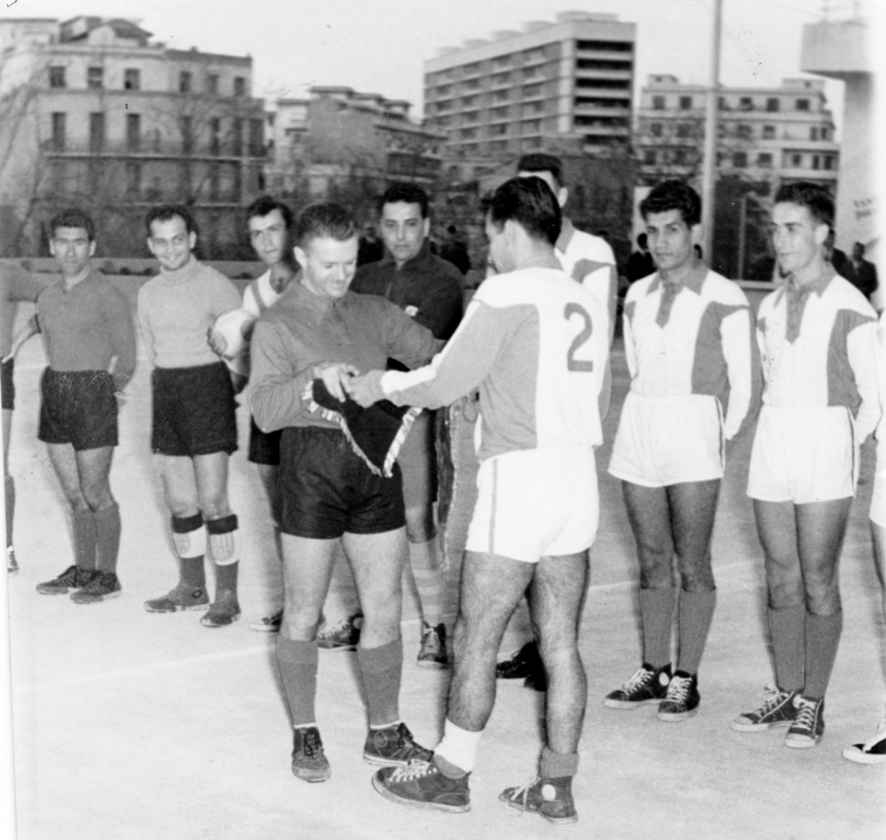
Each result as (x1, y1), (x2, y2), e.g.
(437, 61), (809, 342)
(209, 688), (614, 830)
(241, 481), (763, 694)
(564, 302), (594, 372)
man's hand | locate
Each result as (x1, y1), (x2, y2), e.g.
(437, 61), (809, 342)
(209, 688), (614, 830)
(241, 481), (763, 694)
(346, 370), (386, 407)
(313, 362), (358, 402)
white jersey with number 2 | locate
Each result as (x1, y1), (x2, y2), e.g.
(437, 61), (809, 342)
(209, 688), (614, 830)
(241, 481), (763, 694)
(381, 266), (608, 463)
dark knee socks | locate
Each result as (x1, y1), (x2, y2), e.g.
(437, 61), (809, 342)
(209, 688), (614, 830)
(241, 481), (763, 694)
(804, 611), (842, 699)
(94, 503), (121, 573)
(676, 589), (716, 674)
(768, 604), (805, 693)
(72, 510), (97, 570)
(276, 636), (319, 726)
(358, 639), (403, 727)
(640, 587), (675, 668)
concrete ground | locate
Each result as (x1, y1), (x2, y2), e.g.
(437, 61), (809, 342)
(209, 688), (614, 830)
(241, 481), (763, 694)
(5, 325), (885, 839)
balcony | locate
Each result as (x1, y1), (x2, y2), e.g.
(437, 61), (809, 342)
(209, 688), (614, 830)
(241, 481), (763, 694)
(41, 139), (266, 160)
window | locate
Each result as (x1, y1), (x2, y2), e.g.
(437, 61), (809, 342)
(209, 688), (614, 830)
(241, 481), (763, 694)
(673, 149), (686, 164)
(207, 74), (219, 95)
(766, 97), (779, 112)
(461, 95), (477, 107)
(126, 114), (141, 151)
(679, 95), (692, 110)
(124, 68), (140, 91)
(810, 126), (819, 140)
(739, 96), (753, 110)
(234, 76), (246, 96)
(51, 112), (66, 150)
(89, 112), (105, 151)
(87, 67), (103, 89)
(522, 84), (542, 98)
(791, 153), (803, 167)
(179, 71), (192, 93)
(49, 66), (66, 88)
(643, 149), (656, 165)
(232, 118), (243, 155)
(180, 116), (193, 154)
(249, 119), (264, 156)
(762, 125), (775, 140)
(821, 127), (830, 141)
(125, 162), (142, 196)
(460, 128), (476, 140)
(757, 152), (773, 167)
(208, 163), (220, 200)
(795, 98), (809, 111)
(650, 122), (662, 137)
(521, 120), (540, 134)
(210, 117), (221, 155)
(812, 154), (820, 170)
(736, 123), (752, 140)
(676, 123), (691, 139)
(652, 95), (665, 110)
(823, 156), (834, 170)
(489, 123), (508, 137)
(732, 151), (747, 167)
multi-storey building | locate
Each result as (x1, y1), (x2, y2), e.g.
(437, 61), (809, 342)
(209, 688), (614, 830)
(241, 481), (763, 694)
(0, 16), (266, 257)
(801, 14), (876, 254)
(423, 11), (636, 180)
(634, 74), (840, 190)
(266, 85), (444, 205)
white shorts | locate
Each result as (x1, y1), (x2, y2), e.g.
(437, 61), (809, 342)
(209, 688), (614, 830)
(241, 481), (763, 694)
(608, 392), (724, 487)
(466, 447), (598, 564)
(747, 404), (857, 504)
(870, 441), (886, 526)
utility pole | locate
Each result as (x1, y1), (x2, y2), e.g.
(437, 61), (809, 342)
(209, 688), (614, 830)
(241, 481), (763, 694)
(701, 0), (723, 260)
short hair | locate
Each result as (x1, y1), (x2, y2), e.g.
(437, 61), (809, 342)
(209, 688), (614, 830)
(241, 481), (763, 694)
(295, 202), (357, 247)
(639, 180), (701, 227)
(245, 195), (294, 228)
(486, 176), (561, 246)
(145, 204), (198, 237)
(379, 182), (429, 218)
(49, 208), (95, 241)
(774, 182), (834, 230)
(637, 232), (648, 249)
(516, 153), (564, 188)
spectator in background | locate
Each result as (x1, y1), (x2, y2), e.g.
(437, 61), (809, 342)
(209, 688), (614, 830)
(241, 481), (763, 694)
(439, 225), (471, 275)
(357, 224), (384, 267)
(626, 233), (655, 283)
(851, 241), (878, 301)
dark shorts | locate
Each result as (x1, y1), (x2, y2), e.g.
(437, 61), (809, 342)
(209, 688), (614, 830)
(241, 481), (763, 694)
(279, 425), (405, 539)
(248, 416), (281, 466)
(38, 368), (118, 450)
(152, 362), (237, 457)
(397, 411), (437, 508)
(1, 359), (13, 411)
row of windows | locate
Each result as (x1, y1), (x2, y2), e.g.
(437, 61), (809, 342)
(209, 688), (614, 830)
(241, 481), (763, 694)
(458, 119), (544, 139)
(645, 121), (832, 142)
(48, 65), (249, 96)
(650, 93), (813, 112)
(448, 135), (545, 155)
(642, 148), (837, 170)
(48, 111), (264, 156)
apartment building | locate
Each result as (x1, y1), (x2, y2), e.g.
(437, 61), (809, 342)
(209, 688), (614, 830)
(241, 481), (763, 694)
(635, 74), (839, 190)
(423, 11), (636, 180)
(266, 85), (444, 201)
(0, 16), (266, 256)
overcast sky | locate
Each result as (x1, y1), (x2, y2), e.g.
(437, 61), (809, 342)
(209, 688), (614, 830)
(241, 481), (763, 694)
(3, 0), (877, 129)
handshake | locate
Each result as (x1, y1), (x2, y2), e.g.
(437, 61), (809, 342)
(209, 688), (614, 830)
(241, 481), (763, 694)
(313, 362), (385, 408)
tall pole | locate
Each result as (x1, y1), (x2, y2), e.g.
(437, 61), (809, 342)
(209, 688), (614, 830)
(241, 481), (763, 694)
(701, 0), (723, 260)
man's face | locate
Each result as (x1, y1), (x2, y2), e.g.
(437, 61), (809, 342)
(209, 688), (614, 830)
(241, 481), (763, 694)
(645, 209), (697, 274)
(295, 235), (358, 300)
(484, 213), (511, 275)
(380, 201), (428, 266)
(770, 202), (827, 277)
(517, 169), (567, 209)
(50, 226), (95, 277)
(147, 215), (195, 271)
(248, 209), (289, 268)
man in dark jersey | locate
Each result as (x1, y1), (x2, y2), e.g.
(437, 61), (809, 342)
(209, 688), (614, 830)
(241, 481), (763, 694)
(34, 209), (136, 602)
(352, 182), (463, 667)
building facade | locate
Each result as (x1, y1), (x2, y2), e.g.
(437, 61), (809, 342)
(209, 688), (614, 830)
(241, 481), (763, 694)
(801, 14), (876, 255)
(634, 74), (840, 191)
(0, 16), (266, 257)
(266, 85), (444, 209)
(423, 11), (636, 180)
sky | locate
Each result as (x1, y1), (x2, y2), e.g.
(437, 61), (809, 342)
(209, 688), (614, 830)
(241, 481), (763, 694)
(2, 0), (875, 130)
